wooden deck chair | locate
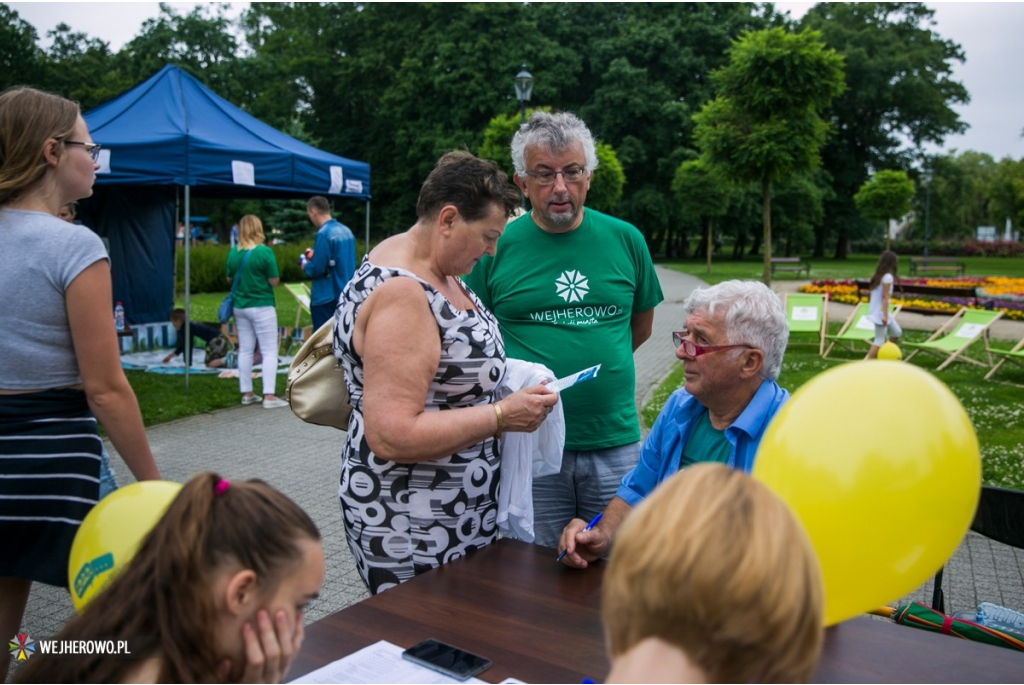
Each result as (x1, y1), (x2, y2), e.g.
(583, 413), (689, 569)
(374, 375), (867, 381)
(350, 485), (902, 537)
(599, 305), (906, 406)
(984, 335), (1024, 385)
(822, 303), (902, 358)
(284, 282), (312, 329)
(784, 293), (828, 356)
(903, 308), (1004, 371)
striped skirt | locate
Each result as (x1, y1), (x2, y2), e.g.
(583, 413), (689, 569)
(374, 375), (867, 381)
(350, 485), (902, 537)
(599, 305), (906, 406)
(0, 389), (101, 587)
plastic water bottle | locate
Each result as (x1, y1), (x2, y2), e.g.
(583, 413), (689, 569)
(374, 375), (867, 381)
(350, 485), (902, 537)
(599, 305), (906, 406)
(114, 302), (125, 332)
(975, 602), (1024, 635)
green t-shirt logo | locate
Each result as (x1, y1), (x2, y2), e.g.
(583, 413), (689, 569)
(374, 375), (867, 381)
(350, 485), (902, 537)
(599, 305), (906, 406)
(555, 269), (589, 303)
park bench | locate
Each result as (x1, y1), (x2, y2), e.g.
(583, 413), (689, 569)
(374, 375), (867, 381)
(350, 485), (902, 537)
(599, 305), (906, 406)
(908, 256), (966, 276)
(770, 257), (812, 278)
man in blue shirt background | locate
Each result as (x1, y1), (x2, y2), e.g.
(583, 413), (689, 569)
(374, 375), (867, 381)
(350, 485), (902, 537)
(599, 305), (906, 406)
(303, 195), (357, 330)
(557, 280), (791, 568)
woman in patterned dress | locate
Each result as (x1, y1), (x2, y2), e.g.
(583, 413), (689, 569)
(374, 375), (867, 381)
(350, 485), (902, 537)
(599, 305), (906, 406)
(334, 152), (559, 594)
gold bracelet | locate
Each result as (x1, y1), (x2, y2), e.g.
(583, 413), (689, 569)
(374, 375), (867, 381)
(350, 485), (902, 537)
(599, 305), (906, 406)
(492, 402), (504, 440)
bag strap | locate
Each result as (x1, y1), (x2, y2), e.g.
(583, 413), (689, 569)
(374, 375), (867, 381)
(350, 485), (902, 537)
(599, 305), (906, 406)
(229, 249), (252, 296)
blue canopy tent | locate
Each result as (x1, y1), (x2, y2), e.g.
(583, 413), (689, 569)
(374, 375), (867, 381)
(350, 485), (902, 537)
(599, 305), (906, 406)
(79, 64), (370, 385)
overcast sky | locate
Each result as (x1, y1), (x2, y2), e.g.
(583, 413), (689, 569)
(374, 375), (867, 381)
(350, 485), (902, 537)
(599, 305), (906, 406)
(9, 1), (1024, 161)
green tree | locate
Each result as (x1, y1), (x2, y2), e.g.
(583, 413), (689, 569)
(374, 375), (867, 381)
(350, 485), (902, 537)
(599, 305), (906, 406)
(672, 160), (731, 274)
(987, 157), (1024, 239)
(853, 169), (915, 250)
(0, 3), (45, 91)
(693, 27), (845, 283)
(42, 23), (127, 109)
(771, 171), (831, 256)
(242, 2), (763, 241)
(801, 3), (968, 257)
(116, 3), (241, 101)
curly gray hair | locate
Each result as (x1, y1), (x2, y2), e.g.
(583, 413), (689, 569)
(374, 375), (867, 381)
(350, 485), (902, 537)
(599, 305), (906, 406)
(682, 280), (789, 381)
(511, 111), (599, 175)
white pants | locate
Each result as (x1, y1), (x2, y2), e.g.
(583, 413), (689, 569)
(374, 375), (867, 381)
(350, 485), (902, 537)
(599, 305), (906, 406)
(234, 306), (279, 396)
(873, 317), (903, 346)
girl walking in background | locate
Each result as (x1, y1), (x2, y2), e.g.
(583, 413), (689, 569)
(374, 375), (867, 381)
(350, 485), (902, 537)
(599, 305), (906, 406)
(227, 215), (287, 408)
(866, 250), (903, 359)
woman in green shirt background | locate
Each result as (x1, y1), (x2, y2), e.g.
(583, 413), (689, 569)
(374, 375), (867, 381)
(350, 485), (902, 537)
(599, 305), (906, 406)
(226, 215), (287, 408)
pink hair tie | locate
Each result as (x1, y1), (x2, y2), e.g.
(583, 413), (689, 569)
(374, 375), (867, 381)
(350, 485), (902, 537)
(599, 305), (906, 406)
(213, 479), (231, 497)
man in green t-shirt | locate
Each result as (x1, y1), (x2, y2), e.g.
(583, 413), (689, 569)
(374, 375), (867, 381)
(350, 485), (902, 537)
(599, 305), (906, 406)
(464, 111), (664, 548)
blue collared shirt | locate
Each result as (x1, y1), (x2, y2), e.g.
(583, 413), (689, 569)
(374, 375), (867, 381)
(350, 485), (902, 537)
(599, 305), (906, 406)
(616, 379), (789, 507)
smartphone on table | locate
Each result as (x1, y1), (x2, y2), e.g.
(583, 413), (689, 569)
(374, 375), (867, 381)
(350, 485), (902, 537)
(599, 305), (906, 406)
(401, 638), (492, 681)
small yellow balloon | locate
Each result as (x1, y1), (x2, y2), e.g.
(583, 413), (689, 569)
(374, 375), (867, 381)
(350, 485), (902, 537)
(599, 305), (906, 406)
(753, 362), (979, 626)
(878, 342), (903, 360)
(68, 480), (182, 611)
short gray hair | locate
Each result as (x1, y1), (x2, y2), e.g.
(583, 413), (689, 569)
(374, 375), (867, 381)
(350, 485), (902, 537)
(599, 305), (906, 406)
(682, 280), (789, 381)
(511, 111), (599, 175)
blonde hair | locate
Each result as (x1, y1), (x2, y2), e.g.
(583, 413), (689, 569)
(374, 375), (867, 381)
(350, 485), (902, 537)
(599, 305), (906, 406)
(237, 214), (265, 249)
(0, 87), (79, 205)
(602, 463), (824, 683)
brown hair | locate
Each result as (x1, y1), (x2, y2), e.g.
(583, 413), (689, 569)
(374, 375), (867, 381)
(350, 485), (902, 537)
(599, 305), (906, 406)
(0, 87), (80, 205)
(869, 250), (899, 290)
(415, 151), (520, 223)
(15, 472), (320, 684)
(169, 308), (186, 325)
(306, 195), (331, 215)
(602, 463), (824, 683)
(237, 214), (265, 250)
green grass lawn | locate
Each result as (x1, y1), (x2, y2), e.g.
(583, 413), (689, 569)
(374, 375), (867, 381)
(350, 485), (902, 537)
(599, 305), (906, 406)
(172, 283), (314, 329)
(642, 325), (1024, 491)
(122, 283), (314, 427)
(665, 254), (1024, 284)
(128, 263), (1024, 491)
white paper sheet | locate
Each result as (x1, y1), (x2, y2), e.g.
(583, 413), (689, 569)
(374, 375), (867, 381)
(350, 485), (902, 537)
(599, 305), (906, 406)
(547, 364), (601, 393)
(288, 640), (487, 684)
(791, 306), (819, 322)
(955, 322), (985, 339)
(96, 149), (112, 174)
(329, 166), (344, 194)
(232, 160), (255, 186)
(854, 316), (875, 331)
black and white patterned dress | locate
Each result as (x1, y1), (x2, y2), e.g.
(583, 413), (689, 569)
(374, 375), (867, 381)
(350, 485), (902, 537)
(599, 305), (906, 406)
(333, 260), (507, 595)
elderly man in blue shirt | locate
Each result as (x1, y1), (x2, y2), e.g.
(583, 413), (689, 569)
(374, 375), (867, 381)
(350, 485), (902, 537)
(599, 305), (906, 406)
(303, 195), (357, 330)
(558, 279), (790, 568)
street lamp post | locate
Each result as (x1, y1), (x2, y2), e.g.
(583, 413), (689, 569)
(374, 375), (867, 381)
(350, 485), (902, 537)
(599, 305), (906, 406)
(923, 166), (933, 257)
(513, 64), (534, 126)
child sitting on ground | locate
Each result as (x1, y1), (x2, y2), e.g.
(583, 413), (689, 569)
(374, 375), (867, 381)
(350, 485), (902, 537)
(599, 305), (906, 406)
(16, 472), (324, 683)
(602, 463), (824, 683)
(163, 308), (229, 367)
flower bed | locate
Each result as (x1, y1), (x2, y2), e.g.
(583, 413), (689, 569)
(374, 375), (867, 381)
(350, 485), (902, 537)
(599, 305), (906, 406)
(798, 278), (1024, 321)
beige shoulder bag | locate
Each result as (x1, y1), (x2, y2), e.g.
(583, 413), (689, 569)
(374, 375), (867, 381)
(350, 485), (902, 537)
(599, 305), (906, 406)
(285, 319), (353, 430)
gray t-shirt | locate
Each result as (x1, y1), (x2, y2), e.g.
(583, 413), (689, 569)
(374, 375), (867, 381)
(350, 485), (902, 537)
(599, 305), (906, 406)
(0, 208), (109, 389)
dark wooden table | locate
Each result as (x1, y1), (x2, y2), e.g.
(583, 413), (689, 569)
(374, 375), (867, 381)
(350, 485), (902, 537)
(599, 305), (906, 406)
(288, 539), (1023, 683)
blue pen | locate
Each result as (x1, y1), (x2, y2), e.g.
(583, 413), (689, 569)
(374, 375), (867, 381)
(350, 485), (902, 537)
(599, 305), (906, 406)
(556, 512), (603, 562)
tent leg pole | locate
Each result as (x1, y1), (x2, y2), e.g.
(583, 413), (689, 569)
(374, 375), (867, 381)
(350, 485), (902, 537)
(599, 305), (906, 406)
(364, 201), (371, 261)
(184, 186), (191, 394)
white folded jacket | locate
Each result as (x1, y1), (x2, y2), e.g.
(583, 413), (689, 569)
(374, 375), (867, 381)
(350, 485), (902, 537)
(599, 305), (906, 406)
(495, 359), (565, 542)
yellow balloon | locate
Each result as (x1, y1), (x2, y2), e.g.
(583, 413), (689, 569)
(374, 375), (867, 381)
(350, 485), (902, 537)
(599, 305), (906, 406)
(878, 342), (903, 360)
(753, 362), (979, 626)
(68, 480), (182, 611)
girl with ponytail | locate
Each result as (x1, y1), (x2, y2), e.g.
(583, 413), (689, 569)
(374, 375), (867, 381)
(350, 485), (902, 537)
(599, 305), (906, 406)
(16, 473), (323, 684)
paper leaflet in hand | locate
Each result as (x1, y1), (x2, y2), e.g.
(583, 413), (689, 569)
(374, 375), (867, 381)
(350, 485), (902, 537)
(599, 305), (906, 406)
(547, 364), (601, 393)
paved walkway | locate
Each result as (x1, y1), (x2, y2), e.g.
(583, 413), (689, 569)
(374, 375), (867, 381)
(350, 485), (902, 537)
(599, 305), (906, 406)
(15, 267), (1024, 665)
